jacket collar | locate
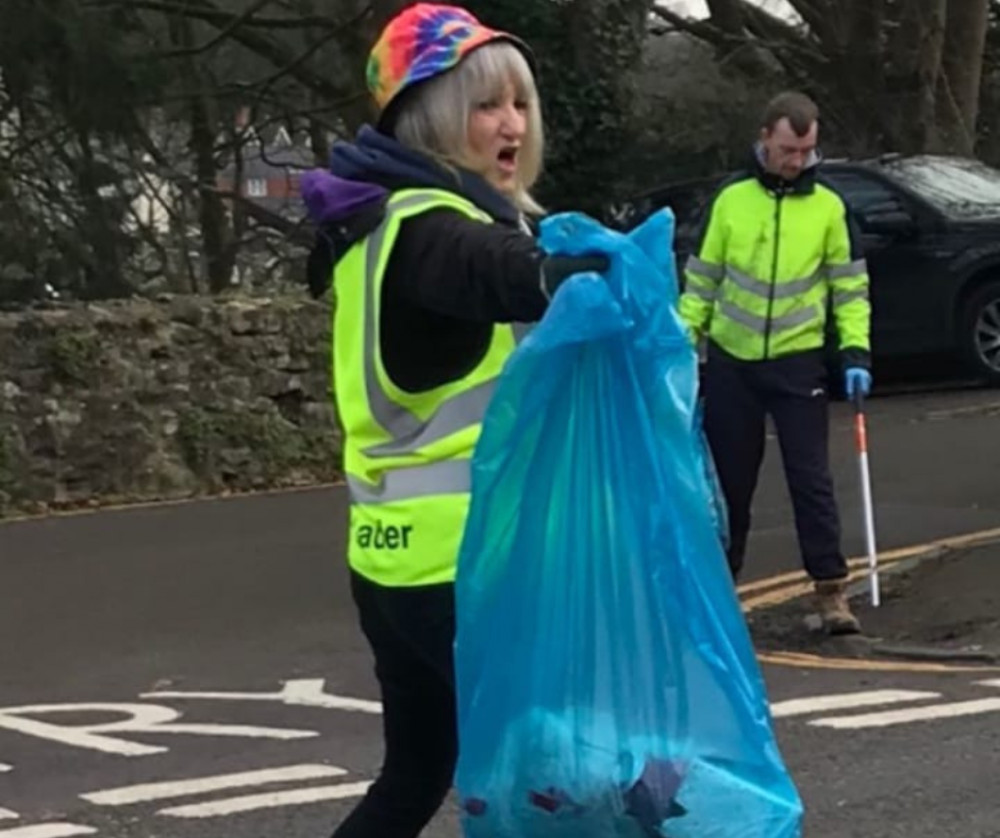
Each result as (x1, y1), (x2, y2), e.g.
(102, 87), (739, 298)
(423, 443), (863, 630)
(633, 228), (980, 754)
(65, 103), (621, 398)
(751, 143), (820, 196)
(329, 126), (521, 225)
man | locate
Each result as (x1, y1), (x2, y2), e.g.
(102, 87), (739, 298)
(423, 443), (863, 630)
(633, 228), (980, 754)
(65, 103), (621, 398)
(680, 91), (871, 635)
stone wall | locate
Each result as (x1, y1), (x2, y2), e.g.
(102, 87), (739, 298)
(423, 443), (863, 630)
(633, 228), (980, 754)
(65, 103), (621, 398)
(0, 296), (340, 518)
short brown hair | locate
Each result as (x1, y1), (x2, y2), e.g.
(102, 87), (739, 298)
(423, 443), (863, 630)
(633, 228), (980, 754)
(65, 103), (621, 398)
(762, 91), (818, 136)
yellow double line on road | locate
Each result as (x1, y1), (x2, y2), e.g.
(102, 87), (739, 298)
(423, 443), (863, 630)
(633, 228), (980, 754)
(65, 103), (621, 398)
(741, 527), (1000, 673)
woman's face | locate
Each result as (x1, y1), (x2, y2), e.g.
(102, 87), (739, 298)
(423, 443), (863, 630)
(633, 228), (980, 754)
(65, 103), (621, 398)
(466, 79), (528, 196)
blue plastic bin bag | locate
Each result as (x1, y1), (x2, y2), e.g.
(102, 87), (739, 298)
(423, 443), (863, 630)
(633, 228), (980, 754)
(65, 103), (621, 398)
(454, 209), (802, 838)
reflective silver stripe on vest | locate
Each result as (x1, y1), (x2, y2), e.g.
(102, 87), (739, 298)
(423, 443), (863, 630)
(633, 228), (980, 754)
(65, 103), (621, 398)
(361, 193), (496, 461)
(686, 255), (725, 282)
(347, 460), (471, 504)
(832, 287), (869, 307)
(719, 300), (819, 334)
(687, 283), (716, 303)
(365, 379), (496, 457)
(826, 259), (867, 280)
(725, 266), (822, 299)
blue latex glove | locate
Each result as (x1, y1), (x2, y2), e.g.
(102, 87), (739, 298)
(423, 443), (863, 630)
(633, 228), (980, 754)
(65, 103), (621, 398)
(845, 367), (872, 399)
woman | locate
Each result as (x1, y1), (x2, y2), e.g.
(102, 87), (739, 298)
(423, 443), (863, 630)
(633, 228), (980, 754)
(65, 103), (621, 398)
(301, 5), (606, 837)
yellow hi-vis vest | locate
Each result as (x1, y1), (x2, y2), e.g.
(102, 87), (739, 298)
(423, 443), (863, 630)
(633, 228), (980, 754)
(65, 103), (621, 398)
(332, 188), (517, 587)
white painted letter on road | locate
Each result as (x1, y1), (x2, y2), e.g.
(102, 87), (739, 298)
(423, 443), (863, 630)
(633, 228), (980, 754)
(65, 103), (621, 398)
(0, 703), (318, 757)
(142, 679), (382, 714)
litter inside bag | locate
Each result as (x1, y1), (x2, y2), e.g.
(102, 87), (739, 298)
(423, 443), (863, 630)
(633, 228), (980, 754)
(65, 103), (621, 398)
(454, 210), (803, 838)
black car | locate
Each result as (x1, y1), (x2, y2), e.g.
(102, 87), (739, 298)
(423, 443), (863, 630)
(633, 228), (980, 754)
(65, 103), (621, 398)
(607, 154), (1000, 384)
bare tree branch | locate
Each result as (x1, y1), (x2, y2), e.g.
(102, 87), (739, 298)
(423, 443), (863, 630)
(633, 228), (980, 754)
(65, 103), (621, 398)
(146, 0), (273, 59)
(652, 1), (824, 71)
(110, 0), (370, 102)
(82, 0), (343, 30)
(784, 0), (838, 45)
(649, 6), (739, 50)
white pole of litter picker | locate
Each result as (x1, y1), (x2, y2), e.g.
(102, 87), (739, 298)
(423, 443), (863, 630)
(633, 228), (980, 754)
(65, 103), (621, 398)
(852, 390), (880, 607)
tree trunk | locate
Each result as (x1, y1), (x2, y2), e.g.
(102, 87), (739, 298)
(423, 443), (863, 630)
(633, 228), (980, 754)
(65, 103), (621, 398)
(170, 14), (234, 294)
(832, 0), (886, 154)
(706, 0), (745, 35)
(883, 0), (947, 153)
(190, 92), (233, 294)
(936, 0), (989, 155)
(70, 127), (133, 299)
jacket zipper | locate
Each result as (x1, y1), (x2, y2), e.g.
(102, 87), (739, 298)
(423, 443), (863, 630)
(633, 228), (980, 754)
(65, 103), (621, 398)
(764, 192), (784, 360)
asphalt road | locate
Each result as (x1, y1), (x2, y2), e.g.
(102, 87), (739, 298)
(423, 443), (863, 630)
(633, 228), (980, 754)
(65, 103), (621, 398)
(1, 387), (999, 837)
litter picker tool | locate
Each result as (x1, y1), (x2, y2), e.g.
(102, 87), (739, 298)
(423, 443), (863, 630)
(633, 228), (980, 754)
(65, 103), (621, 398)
(852, 389), (880, 607)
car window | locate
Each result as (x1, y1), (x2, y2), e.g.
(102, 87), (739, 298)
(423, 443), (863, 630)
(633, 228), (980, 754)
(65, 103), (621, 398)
(879, 156), (1000, 219)
(822, 171), (902, 215)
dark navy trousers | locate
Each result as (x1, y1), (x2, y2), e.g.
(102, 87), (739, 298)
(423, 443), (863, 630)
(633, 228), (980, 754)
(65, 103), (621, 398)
(703, 345), (848, 582)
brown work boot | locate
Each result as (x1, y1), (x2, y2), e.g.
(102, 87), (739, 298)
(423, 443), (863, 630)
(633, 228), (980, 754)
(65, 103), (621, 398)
(813, 579), (862, 635)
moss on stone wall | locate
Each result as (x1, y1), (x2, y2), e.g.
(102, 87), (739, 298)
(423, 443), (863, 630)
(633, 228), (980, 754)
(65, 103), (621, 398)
(177, 406), (339, 490)
(0, 295), (340, 518)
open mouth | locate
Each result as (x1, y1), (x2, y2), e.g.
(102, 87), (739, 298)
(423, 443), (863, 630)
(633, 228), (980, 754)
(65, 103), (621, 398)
(497, 147), (519, 173)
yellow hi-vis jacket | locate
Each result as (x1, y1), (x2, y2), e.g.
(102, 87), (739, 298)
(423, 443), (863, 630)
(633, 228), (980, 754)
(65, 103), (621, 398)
(679, 167), (871, 364)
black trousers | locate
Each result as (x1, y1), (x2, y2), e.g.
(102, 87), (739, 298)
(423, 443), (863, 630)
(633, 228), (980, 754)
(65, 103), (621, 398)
(703, 346), (848, 582)
(332, 572), (457, 838)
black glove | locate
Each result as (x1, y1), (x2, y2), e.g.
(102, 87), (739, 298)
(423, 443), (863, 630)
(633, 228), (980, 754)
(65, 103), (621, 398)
(540, 254), (610, 299)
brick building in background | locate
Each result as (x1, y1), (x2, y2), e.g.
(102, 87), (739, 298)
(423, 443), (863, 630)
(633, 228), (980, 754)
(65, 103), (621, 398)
(217, 114), (315, 222)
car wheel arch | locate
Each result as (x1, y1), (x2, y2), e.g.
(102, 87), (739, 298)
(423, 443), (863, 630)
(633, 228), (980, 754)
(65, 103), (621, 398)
(953, 265), (1000, 328)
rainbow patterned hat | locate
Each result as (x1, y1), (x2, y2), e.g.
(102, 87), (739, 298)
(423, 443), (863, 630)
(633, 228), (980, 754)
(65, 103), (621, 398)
(367, 3), (534, 119)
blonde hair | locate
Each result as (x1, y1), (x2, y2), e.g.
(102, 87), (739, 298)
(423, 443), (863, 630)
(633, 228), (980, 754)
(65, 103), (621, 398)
(391, 42), (544, 215)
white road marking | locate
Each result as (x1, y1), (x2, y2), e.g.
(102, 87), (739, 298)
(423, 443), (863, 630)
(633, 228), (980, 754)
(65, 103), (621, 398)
(770, 690), (940, 718)
(0, 810), (17, 821)
(0, 765), (11, 773)
(812, 698), (1000, 729)
(159, 781), (373, 818)
(0, 703), (317, 756)
(0, 826), (96, 838)
(82, 764), (347, 806)
(142, 679), (382, 714)
(977, 679), (1000, 689)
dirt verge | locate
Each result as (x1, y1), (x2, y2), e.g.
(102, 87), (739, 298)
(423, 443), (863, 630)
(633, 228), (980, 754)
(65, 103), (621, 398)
(749, 545), (1000, 663)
